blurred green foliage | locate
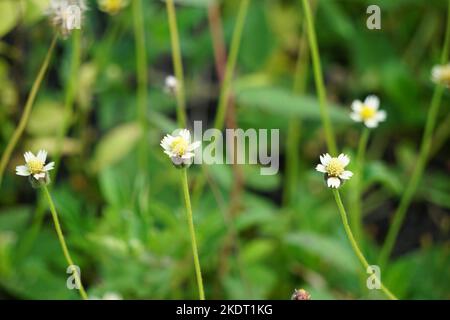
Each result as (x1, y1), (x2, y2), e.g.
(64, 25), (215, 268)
(0, 0), (449, 299)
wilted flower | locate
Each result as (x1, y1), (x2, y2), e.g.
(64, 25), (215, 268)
(16, 150), (54, 186)
(291, 289), (311, 300)
(98, 0), (129, 15)
(350, 95), (386, 128)
(316, 153), (353, 188)
(164, 75), (178, 95)
(431, 63), (450, 87)
(46, 0), (88, 38)
(160, 129), (200, 167)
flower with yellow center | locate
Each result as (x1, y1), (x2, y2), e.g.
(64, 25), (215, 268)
(431, 63), (450, 87)
(316, 153), (353, 188)
(46, 0), (87, 38)
(350, 95), (386, 128)
(16, 150), (55, 181)
(160, 129), (201, 167)
(98, 0), (129, 15)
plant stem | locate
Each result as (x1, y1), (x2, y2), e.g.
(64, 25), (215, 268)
(133, 0), (149, 171)
(166, 0), (187, 127)
(0, 34), (58, 187)
(379, 0), (450, 268)
(213, 0), (251, 130)
(349, 127), (370, 242)
(42, 185), (88, 300)
(332, 189), (397, 300)
(54, 30), (81, 175)
(181, 168), (205, 300)
(301, 0), (337, 155)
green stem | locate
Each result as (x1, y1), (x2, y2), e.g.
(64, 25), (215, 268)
(181, 168), (205, 300)
(166, 0), (187, 127)
(332, 189), (397, 300)
(42, 185), (88, 300)
(54, 30), (81, 175)
(133, 0), (149, 171)
(0, 34), (58, 187)
(379, 0), (450, 268)
(301, 0), (337, 155)
(349, 127), (370, 242)
(213, 0), (251, 130)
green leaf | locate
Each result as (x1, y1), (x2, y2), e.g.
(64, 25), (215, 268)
(0, 1), (20, 37)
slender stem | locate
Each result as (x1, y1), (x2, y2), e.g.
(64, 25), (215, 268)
(0, 34), (58, 187)
(54, 30), (81, 176)
(181, 168), (205, 300)
(332, 189), (397, 300)
(42, 185), (88, 300)
(213, 0), (251, 130)
(349, 127), (370, 242)
(379, 0), (450, 268)
(166, 0), (187, 127)
(301, 0), (337, 155)
(133, 0), (149, 171)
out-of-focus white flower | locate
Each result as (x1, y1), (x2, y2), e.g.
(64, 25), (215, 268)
(160, 129), (200, 167)
(46, 0), (88, 38)
(350, 95), (386, 128)
(431, 63), (450, 87)
(90, 292), (123, 300)
(16, 150), (55, 183)
(98, 0), (129, 15)
(316, 153), (353, 189)
(164, 75), (178, 95)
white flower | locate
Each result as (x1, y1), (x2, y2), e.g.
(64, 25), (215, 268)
(89, 292), (123, 300)
(15, 150), (55, 181)
(431, 64), (450, 87)
(98, 0), (129, 15)
(46, 0), (88, 38)
(350, 95), (386, 128)
(160, 129), (200, 167)
(164, 75), (178, 94)
(316, 153), (353, 188)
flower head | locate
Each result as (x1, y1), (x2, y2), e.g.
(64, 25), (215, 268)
(316, 153), (353, 188)
(46, 0), (88, 38)
(291, 289), (311, 300)
(431, 63), (450, 87)
(160, 129), (200, 167)
(164, 75), (178, 95)
(16, 150), (55, 186)
(350, 95), (386, 128)
(98, 0), (129, 15)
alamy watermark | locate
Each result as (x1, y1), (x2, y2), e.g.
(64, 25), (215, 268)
(366, 5), (381, 30)
(366, 265), (381, 290)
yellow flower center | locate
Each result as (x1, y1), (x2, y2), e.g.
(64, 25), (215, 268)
(360, 105), (376, 121)
(27, 159), (44, 174)
(170, 137), (188, 156)
(326, 158), (344, 177)
(103, 0), (123, 13)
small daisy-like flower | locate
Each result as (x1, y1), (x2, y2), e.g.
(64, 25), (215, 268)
(16, 150), (55, 185)
(291, 289), (311, 300)
(431, 63), (450, 87)
(350, 95), (386, 128)
(316, 153), (353, 188)
(46, 0), (88, 38)
(160, 129), (200, 167)
(98, 0), (129, 15)
(164, 75), (178, 95)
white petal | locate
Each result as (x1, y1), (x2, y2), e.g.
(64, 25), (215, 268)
(179, 129), (190, 142)
(37, 150), (47, 163)
(44, 162), (55, 171)
(164, 150), (175, 157)
(320, 153), (332, 166)
(181, 152), (195, 159)
(15, 165), (30, 176)
(337, 153), (350, 167)
(350, 112), (362, 122)
(351, 100), (363, 112)
(364, 119), (378, 128)
(327, 177), (341, 188)
(315, 164), (326, 173)
(34, 173), (46, 180)
(376, 110), (387, 122)
(364, 95), (380, 110)
(24, 151), (34, 163)
(188, 141), (201, 151)
(339, 170), (353, 180)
